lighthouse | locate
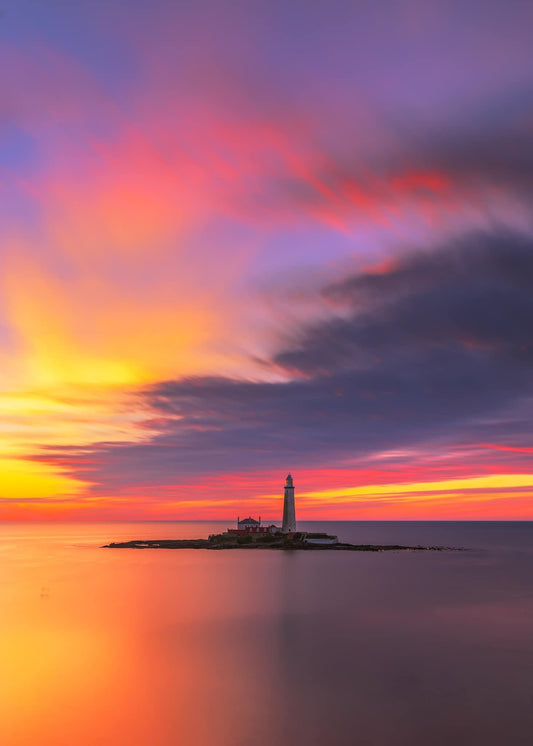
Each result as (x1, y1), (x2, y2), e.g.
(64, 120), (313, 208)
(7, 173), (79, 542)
(282, 473), (296, 534)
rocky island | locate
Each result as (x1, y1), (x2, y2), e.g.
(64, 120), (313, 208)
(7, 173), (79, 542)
(103, 532), (451, 551)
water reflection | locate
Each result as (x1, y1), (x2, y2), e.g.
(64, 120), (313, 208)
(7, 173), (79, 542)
(1, 522), (533, 745)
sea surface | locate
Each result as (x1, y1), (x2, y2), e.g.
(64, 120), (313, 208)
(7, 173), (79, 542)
(1, 521), (533, 746)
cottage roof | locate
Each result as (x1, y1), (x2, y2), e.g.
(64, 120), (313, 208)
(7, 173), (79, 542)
(238, 517), (260, 525)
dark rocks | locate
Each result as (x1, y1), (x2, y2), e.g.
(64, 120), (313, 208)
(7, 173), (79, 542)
(102, 537), (454, 551)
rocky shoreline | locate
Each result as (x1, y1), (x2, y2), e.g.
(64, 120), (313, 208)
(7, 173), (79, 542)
(102, 538), (454, 551)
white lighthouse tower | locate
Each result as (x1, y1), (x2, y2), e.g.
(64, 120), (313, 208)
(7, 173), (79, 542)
(282, 473), (296, 534)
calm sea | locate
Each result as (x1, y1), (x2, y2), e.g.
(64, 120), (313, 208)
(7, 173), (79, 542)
(2, 521), (533, 746)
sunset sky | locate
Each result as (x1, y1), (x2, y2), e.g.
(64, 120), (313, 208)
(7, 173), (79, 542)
(2, 0), (533, 520)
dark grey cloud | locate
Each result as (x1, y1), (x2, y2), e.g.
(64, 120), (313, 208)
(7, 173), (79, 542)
(412, 96), (533, 197)
(70, 227), (533, 492)
(278, 229), (533, 374)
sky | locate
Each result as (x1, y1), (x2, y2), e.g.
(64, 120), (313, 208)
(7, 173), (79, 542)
(2, 0), (533, 520)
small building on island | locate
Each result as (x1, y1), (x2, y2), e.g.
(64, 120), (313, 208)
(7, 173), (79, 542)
(227, 516), (279, 535)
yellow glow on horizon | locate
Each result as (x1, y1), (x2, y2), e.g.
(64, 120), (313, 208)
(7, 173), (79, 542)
(291, 474), (533, 504)
(0, 458), (90, 499)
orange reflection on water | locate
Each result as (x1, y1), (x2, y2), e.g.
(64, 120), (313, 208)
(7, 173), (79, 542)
(3, 522), (533, 746)
(0, 522), (283, 746)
